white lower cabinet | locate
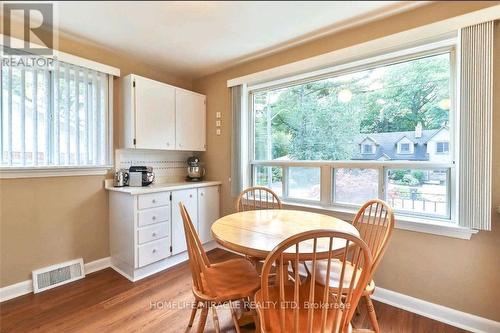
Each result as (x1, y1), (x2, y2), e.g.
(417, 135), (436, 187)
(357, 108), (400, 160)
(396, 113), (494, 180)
(171, 188), (198, 255)
(198, 186), (220, 243)
(109, 184), (220, 282)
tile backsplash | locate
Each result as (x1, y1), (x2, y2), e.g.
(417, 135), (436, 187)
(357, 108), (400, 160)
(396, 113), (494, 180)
(115, 149), (195, 183)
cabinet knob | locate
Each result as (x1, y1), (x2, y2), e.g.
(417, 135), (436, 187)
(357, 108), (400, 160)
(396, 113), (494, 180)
(200, 193), (204, 197)
(152, 249), (157, 253)
(152, 216), (156, 220)
(152, 232), (157, 237)
(166, 142), (170, 146)
(189, 194), (193, 198)
(152, 199), (156, 204)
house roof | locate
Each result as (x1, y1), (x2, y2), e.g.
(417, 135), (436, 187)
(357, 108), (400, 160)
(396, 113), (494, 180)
(352, 127), (446, 161)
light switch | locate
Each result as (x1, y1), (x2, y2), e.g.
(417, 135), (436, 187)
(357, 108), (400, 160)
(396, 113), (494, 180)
(216, 128), (221, 136)
(216, 112), (221, 119)
(216, 120), (221, 127)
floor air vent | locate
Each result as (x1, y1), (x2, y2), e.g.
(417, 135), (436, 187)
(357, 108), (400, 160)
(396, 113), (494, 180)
(32, 258), (85, 293)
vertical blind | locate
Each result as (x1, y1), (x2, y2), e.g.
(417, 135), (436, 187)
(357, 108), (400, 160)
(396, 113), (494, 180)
(1, 57), (110, 167)
(458, 21), (494, 231)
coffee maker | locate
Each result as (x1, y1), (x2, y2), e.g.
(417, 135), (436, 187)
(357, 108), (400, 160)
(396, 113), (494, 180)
(186, 156), (205, 181)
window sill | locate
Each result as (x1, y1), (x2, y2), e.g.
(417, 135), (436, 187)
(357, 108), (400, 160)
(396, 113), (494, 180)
(0, 166), (113, 179)
(280, 201), (477, 240)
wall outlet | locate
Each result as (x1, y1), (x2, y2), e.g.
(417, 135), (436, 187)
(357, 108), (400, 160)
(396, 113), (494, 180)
(216, 128), (221, 136)
(216, 112), (221, 119)
(216, 120), (221, 127)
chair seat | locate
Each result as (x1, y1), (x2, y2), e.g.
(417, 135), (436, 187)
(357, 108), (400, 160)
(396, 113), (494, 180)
(305, 259), (365, 290)
(201, 258), (260, 301)
(255, 278), (352, 333)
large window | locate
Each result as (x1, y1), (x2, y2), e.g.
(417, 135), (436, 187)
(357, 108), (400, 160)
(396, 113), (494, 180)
(1, 58), (111, 168)
(250, 50), (455, 220)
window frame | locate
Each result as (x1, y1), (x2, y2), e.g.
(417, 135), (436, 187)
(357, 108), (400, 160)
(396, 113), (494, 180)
(361, 143), (375, 154)
(436, 141), (450, 154)
(0, 58), (114, 178)
(248, 43), (458, 224)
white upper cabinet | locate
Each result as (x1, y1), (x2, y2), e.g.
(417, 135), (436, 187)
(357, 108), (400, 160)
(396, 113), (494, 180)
(135, 76), (176, 150)
(175, 89), (206, 151)
(122, 74), (206, 151)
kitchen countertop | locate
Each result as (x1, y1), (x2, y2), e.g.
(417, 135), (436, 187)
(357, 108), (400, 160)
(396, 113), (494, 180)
(104, 179), (222, 195)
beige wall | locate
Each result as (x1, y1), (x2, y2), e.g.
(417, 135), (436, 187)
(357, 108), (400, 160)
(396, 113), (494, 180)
(0, 22), (192, 287)
(192, 2), (500, 321)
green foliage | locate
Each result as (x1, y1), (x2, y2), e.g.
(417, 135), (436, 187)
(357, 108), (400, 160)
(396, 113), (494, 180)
(254, 53), (451, 161)
(411, 170), (425, 183)
(390, 170), (407, 181)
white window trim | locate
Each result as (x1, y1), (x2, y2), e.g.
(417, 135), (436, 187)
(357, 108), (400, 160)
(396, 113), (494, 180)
(279, 200), (476, 240)
(397, 141), (414, 154)
(247, 43), (459, 236)
(0, 165), (111, 178)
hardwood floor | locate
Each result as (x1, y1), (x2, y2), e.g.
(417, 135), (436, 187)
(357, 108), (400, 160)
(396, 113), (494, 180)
(0, 248), (468, 333)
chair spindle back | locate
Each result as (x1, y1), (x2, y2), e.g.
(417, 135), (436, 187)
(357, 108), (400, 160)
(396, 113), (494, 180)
(236, 186), (282, 212)
(258, 230), (372, 333)
(352, 199), (394, 276)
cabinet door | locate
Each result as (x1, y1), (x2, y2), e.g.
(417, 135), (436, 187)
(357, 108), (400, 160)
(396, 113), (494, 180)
(135, 76), (176, 150)
(171, 188), (198, 255)
(175, 89), (206, 151)
(197, 186), (220, 244)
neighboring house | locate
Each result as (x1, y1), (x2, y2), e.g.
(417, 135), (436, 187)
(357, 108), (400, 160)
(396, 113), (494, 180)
(353, 123), (450, 162)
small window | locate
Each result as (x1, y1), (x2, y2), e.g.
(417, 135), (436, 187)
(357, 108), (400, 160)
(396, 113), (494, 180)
(288, 167), (320, 201)
(399, 143), (411, 154)
(362, 144), (374, 154)
(436, 141), (449, 154)
(334, 168), (379, 205)
(386, 168), (450, 218)
(254, 166), (283, 197)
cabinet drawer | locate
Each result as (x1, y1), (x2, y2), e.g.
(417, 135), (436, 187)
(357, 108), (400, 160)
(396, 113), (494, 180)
(137, 238), (170, 267)
(138, 192), (170, 210)
(137, 206), (170, 227)
(138, 223), (169, 245)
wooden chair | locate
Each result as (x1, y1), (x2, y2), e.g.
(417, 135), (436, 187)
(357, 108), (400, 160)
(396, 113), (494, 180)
(308, 199), (395, 332)
(179, 203), (261, 333)
(255, 230), (373, 333)
(236, 186), (282, 212)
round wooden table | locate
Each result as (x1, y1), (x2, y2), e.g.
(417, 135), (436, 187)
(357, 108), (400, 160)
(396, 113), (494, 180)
(211, 209), (359, 260)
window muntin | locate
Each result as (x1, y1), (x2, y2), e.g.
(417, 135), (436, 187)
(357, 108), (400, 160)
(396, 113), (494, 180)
(1, 60), (110, 168)
(250, 49), (455, 221)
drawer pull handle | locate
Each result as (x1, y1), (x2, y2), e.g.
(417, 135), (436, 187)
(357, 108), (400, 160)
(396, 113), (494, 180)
(152, 199), (156, 204)
(152, 232), (157, 237)
(152, 249), (157, 253)
(152, 216), (156, 220)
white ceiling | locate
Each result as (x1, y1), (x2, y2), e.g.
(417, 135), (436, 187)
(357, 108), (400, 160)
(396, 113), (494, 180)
(51, 1), (420, 80)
